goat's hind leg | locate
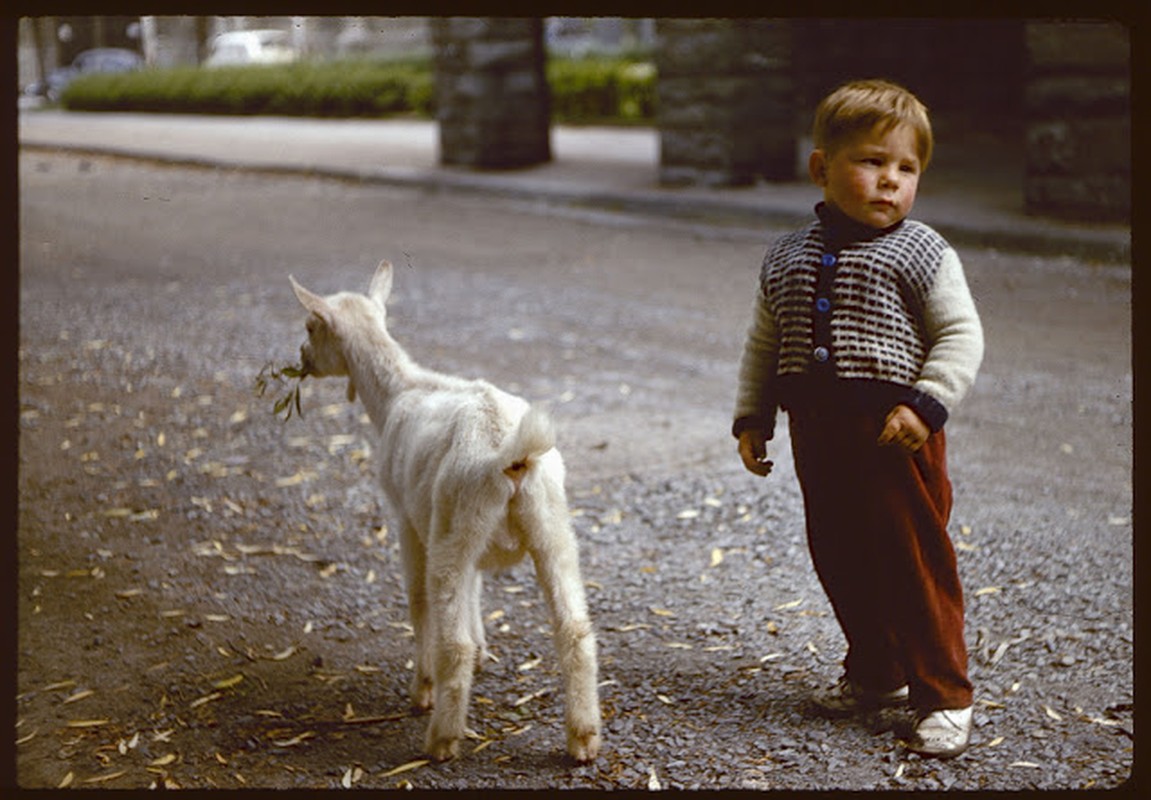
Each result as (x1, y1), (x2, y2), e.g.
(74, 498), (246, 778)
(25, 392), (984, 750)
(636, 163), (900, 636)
(525, 494), (602, 762)
(423, 529), (485, 762)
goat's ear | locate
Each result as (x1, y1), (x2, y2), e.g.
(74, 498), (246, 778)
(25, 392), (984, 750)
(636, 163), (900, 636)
(290, 275), (334, 325)
(368, 260), (393, 309)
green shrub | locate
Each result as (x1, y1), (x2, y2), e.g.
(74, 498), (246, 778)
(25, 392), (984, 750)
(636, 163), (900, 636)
(58, 55), (655, 123)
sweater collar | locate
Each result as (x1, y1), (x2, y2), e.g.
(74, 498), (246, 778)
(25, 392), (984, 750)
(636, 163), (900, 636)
(815, 201), (904, 252)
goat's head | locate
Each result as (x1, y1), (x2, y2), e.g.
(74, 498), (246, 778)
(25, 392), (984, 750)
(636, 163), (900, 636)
(289, 260), (394, 401)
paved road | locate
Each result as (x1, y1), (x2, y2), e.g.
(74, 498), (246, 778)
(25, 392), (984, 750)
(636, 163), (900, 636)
(16, 145), (1133, 790)
(19, 110), (1131, 264)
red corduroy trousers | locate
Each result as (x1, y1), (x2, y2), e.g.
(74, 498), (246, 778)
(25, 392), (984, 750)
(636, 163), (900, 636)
(788, 407), (973, 713)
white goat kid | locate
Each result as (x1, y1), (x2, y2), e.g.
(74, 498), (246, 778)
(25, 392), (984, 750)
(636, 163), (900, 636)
(290, 260), (601, 763)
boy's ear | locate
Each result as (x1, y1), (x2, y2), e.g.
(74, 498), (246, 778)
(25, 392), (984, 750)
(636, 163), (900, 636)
(808, 149), (828, 186)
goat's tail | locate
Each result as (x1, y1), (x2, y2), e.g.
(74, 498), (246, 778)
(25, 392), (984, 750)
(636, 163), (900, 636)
(500, 406), (556, 484)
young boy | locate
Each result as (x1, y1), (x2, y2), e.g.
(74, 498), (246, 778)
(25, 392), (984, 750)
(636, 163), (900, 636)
(732, 79), (984, 758)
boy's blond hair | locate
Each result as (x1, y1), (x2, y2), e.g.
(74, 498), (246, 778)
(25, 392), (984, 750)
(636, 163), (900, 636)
(813, 79), (934, 169)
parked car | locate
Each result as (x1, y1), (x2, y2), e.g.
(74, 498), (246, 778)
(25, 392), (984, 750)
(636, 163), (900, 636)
(24, 47), (144, 102)
(203, 29), (298, 67)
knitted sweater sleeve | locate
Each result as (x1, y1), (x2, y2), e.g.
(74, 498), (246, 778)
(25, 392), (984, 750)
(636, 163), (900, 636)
(732, 286), (781, 439)
(913, 247), (984, 419)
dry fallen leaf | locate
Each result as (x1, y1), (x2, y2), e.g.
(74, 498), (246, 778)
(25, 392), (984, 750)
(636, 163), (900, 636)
(189, 692), (223, 709)
(381, 759), (430, 778)
(62, 689), (94, 705)
(513, 689), (550, 707)
(66, 719), (110, 728)
(81, 770), (127, 784)
(648, 767), (662, 790)
(213, 674), (245, 690)
(43, 680), (77, 692)
(276, 472), (307, 488)
(271, 731), (316, 747)
(270, 646), (298, 661)
(710, 548), (724, 567)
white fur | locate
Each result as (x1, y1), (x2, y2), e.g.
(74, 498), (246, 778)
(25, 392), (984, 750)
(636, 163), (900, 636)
(290, 260), (601, 763)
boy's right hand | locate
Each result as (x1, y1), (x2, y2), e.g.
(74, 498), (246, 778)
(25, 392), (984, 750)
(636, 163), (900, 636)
(738, 428), (774, 477)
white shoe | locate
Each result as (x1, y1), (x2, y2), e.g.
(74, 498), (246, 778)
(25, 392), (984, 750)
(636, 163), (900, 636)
(907, 706), (973, 758)
(811, 678), (909, 717)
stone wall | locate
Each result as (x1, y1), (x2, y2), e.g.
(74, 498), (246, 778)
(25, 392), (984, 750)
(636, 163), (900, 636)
(655, 19), (794, 186)
(431, 18), (551, 169)
(1023, 21), (1130, 222)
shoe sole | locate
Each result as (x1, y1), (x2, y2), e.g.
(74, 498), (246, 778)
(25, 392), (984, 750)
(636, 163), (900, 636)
(906, 740), (969, 759)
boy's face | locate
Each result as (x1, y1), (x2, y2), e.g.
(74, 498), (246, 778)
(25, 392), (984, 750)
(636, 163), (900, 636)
(809, 122), (922, 229)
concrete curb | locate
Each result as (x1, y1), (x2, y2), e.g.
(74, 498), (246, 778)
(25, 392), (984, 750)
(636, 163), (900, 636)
(20, 140), (1130, 265)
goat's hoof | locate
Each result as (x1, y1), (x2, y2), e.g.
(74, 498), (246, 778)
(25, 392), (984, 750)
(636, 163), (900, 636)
(567, 730), (602, 763)
(425, 735), (460, 763)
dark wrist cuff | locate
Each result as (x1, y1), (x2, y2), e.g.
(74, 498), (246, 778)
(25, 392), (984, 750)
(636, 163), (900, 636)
(903, 389), (949, 432)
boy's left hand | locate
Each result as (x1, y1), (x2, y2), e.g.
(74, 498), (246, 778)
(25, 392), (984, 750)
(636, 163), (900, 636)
(878, 404), (930, 453)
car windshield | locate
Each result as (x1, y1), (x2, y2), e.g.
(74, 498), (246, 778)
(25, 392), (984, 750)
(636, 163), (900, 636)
(75, 50), (138, 71)
(255, 31), (289, 46)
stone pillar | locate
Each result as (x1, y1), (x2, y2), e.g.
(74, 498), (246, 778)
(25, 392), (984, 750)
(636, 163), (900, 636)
(1023, 21), (1130, 222)
(140, 16), (203, 68)
(431, 18), (551, 169)
(656, 18), (794, 187)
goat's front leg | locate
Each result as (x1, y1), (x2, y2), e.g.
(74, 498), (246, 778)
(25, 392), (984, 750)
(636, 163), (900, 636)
(423, 552), (481, 762)
(466, 568), (491, 671)
(530, 519), (602, 763)
(399, 523), (434, 712)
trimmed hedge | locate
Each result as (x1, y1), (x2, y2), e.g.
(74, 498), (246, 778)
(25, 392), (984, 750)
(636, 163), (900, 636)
(59, 55), (655, 124)
(61, 58), (435, 117)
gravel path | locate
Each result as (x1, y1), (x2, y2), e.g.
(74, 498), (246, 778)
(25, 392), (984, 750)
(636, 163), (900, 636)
(16, 152), (1132, 791)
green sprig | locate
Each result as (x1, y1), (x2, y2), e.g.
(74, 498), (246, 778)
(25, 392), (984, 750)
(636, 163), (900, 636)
(255, 361), (309, 421)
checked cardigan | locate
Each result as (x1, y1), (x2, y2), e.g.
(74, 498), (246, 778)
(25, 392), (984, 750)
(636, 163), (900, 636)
(733, 203), (984, 439)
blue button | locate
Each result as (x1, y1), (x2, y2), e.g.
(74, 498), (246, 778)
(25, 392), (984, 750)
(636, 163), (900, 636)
(813, 346), (830, 362)
(821, 253), (837, 267)
(815, 297), (831, 313)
